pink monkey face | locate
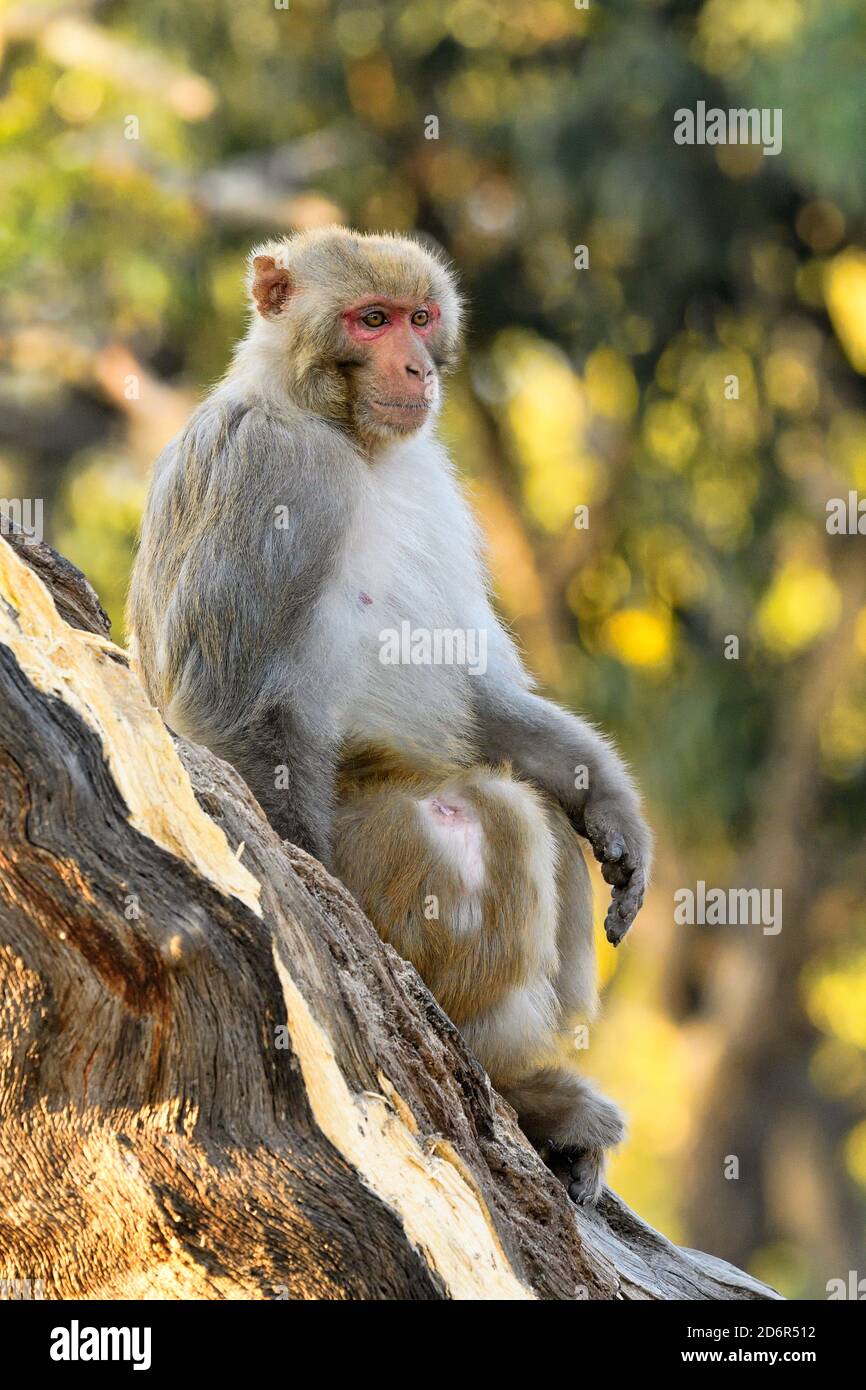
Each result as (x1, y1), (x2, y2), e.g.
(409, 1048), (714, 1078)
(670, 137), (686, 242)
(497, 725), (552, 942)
(341, 298), (442, 433)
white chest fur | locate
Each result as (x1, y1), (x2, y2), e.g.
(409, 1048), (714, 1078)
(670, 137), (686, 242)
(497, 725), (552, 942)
(323, 436), (490, 756)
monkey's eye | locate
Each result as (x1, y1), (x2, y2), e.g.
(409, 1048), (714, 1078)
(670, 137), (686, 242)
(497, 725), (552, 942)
(360, 310), (387, 328)
(411, 309), (430, 327)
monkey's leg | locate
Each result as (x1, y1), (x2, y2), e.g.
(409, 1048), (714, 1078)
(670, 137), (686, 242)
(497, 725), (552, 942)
(334, 761), (625, 1204)
(415, 772), (626, 1204)
(496, 800), (626, 1205)
(499, 1068), (625, 1205)
(334, 763), (561, 1056)
(545, 797), (598, 1023)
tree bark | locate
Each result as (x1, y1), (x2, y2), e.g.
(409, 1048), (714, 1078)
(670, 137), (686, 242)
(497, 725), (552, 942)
(0, 530), (780, 1301)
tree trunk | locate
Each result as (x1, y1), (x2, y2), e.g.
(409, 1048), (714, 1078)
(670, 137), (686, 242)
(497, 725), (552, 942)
(0, 527), (780, 1301)
(683, 544), (866, 1285)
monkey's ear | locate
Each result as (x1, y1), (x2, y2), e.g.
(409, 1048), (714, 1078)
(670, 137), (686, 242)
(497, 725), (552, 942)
(251, 255), (293, 317)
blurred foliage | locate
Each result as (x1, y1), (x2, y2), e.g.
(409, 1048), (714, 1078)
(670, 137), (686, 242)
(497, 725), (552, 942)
(2, 0), (866, 1296)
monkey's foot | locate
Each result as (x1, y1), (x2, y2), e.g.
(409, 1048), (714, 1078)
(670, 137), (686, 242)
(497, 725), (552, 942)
(536, 1141), (606, 1206)
(566, 1147), (605, 1206)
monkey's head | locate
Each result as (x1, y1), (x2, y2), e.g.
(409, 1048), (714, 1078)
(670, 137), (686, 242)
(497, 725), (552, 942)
(246, 227), (463, 450)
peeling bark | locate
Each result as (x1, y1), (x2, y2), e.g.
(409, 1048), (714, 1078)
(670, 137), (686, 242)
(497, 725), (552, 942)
(0, 534), (781, 1301)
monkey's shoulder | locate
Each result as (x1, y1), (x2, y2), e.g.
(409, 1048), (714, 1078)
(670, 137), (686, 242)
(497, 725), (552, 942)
(173, 393), (335, 464)
(153, 393), (357, 524)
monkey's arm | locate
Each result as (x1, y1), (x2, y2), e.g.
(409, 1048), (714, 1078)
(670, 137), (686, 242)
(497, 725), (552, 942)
(472, 647), (651, 944)
(131, 402), (350, 863)
(205, 701), (339, 864)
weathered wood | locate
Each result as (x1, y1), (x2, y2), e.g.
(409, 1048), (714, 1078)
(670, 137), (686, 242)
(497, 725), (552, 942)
(1, 518), (110, 638)
(0, 533), (781, 1300)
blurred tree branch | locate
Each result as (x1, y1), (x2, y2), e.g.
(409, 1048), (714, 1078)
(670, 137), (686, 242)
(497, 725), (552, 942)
(684, 543), (866, 1277)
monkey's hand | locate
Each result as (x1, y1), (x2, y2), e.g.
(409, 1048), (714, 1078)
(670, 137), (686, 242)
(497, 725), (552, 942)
(581, 798), (650, 946)
(469, 678), (651, 940)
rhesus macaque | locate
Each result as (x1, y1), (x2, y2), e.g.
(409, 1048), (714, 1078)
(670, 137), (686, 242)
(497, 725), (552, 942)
(128, 228), (652, 1202)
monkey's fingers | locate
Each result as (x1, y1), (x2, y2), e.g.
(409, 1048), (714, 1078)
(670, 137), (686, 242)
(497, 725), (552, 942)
(604, 871), (646, 946)
(601, 856), (630, 888)
(590, 829), (638, 891)
(584, 809), (633, 872)
(582, 801), (649, 942)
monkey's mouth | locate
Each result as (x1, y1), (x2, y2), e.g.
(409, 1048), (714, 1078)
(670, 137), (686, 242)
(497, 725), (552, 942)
(370, 398), (431, 428)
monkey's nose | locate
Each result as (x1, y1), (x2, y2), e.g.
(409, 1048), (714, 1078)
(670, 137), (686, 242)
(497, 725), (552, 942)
(405, 362), (433, 381)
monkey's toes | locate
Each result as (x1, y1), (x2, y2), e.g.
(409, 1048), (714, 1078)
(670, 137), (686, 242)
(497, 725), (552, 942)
(567, 1148), (605, 1206)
